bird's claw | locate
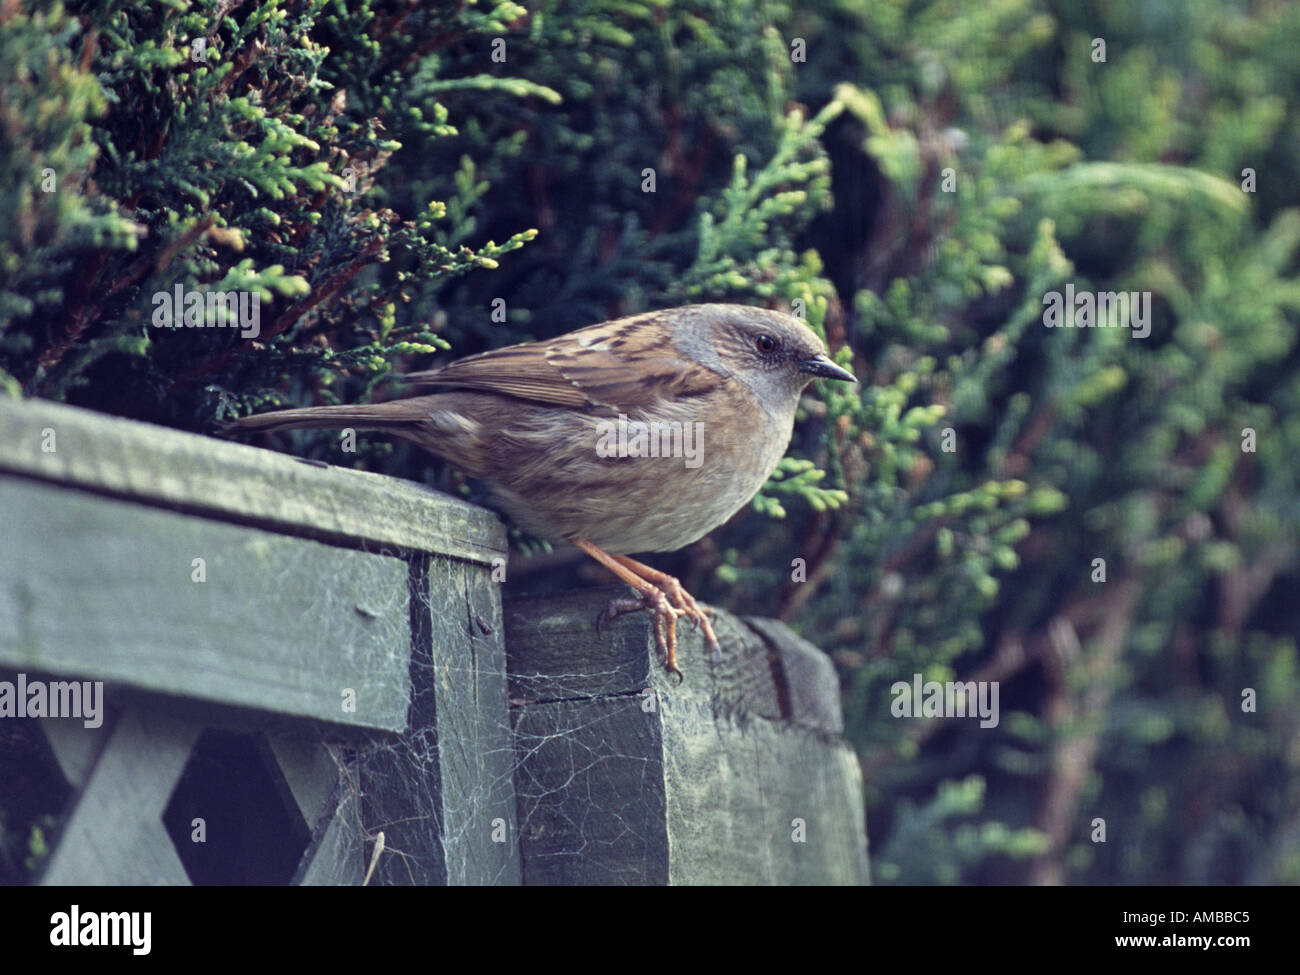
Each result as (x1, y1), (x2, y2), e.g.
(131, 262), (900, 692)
(598, 587), (692, 678)
(590, 555), (724, 680)
(597, 597), (644, 633)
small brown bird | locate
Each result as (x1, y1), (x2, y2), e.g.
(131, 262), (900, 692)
(236, 303), (856, 677)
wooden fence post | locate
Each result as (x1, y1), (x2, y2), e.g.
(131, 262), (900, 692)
(507, 589), (870, 884)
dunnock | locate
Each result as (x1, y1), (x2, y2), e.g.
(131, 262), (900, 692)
(236, 303), (856, 677)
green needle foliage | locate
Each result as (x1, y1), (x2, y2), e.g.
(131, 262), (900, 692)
(3, 0), (1297, 884)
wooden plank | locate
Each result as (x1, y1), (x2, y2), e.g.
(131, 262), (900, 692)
(355, 552), (445, 886)
(268, 735), (343, 824)
(271, 739), (365, 886)
(744, 616), (845, 733)
(0, 478), (411, 731)
(296, 791), (365, 886)
(661, 709), (869, 885)
(41, 715), (113, 790)
(356, 554), (521, 885)
(505, 588), (653, 701)
(0, 396), (507, 565)
(504, 586), (786, 718)
(505, 590), (870, 885)
(41, 708), (198, 885)
(512, 696), (669, 885)
(427, 555), (521, 885)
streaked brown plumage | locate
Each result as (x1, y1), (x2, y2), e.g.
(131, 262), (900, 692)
(236, 303), (856, 676)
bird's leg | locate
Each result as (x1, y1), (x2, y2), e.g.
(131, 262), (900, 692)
(610, 554), (722, 663)
(575, 539), (688, 680)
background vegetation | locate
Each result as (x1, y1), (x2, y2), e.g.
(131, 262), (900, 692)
(3, 0), (1297, 883)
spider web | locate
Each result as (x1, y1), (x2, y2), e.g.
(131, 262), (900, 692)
(277, 534), (656, 887)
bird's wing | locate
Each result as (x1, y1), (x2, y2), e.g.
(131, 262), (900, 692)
(398, 313), (721, 411)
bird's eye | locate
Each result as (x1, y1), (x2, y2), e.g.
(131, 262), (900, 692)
(756, 334), (778, 354)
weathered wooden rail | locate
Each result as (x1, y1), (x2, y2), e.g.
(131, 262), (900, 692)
(0, 396), (869, 885)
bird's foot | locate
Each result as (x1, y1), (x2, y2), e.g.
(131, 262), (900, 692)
(599, 592), (686, 683)
(576, 539), (722, 681)
(611, 556), (722, 666)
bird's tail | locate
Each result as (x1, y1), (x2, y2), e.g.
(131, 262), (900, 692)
(233, 400), (428, 435)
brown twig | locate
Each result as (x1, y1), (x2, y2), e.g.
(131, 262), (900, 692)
(1028, 576), (1140, 885)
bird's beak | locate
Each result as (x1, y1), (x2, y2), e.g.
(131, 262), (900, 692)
(799, 354), (857, 383)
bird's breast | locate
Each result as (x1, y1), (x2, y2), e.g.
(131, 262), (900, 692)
(478, 393), (794, 554)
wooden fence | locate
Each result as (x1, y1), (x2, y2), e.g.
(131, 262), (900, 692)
(0, 396), (869, 884)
